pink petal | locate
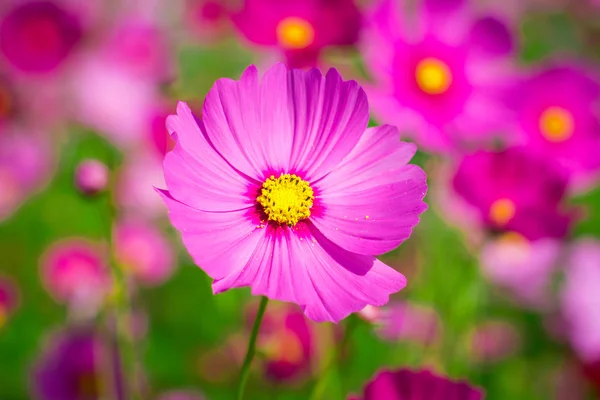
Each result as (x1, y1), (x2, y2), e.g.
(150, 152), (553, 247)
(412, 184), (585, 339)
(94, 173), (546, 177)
(165, 102), (256, 211)
(213, 222), (406, 323)
(312, 126), (427, 255)
(157, 189), (265, 281)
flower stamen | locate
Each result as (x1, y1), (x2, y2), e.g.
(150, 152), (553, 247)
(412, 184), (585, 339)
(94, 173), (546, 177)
(257, 174), (314, 227)
(415, 57), (453, 95)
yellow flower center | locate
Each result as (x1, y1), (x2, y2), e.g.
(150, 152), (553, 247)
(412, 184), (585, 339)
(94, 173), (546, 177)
(539, 106), (574, 142)
(415, 57), (453, 95)
(263, 329), (304, 364)
(276, 17), (315, 50)
(489, 198), (516, 226)
(257, 174), (314, 227)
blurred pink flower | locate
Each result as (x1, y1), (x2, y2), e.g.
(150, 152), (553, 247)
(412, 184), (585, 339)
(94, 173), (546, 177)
(231, 0), (362, 68)
(373, 301), (440, 345)
(114, 219), (175, 286)
(74, 159), (109, 196)
(0, 0), (83, 74)
(480, 232), (561, 308)
(40, 239), (111, 313)
(362, 0), (518, 152)
(452, 148), (573, 240)
(158, 391), (205, 400)
(513, 64), (600, 186)
(185, 0), (230, 41)
(0, 275), (19, 329)
(159, 63), (427, 322)
(350, 369), (483, 400)
(468, 320), (521, 364)
(0, 129), (53, 221)
(561, 239), (600, 363)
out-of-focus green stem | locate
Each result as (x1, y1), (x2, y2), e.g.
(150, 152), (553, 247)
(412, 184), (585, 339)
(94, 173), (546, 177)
(237, 296), (269, 400)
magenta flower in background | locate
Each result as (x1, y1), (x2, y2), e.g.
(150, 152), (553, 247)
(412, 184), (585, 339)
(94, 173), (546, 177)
(0, 129), (53, 222)
(0, 75), (17, 125)
(561, 239), (600, 363)
(231, 0), (362, 68)
(31, 328), (117, 400)
(363, 0), (517, 152)
(40, 239), (111, 313)
(114, 219), (175, 286)
(0, 276), (19, 329)
(452, 148), (573, 240)
(373, 301), (440, 345)
(185, 0), (229, 41)
(513, 64), (600, 185)
(74, 159), (109, 196)
(0, 0), (82, 74)
(468, 320), (521, 364)
(350, 369), (484, 400)
(480, 232), (561, 308)
(160, 63), (427, 322)
(254, 304), (314, 382)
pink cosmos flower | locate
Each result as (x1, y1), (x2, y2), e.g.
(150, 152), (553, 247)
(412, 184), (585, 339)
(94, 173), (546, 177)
(373, 301), (440, 345)
(513, 64), (600, 184)
(74, 159), (109, 196)
(40, 239), (111, 311)
(363, 0), (517, 152)
(0, 0), (83, 74)
(350, 369), (483, 400)
(0, 276), (19, 329)
(159, 63), (427, 323)
(468, 320), (521, 364)
(561, 238), (600, 363)
(114, 219), (175, 286)
(452, 148), (573, 240)
(480, 232), (561, 308)
(231, 0), (362, 68)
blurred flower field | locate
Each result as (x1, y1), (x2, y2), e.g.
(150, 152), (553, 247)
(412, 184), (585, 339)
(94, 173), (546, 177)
(1, 0), (600, 399)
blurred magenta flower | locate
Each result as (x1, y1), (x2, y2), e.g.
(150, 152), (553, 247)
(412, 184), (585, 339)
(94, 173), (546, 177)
(480, 232), (561, 308)
(185, 0), (229, 41)
(362, 0), (517, 152)
(373, 301), (440, 345)
(452, 148), (573, 240)
(40, 239), (111, 312)
(0, 275), (19, 329)
(114, 219), (175, 286)
(350, 369), (483, 400)
(468, 320), (521, 364)
(159, 63), (427, 322)
(74, 159), (109, 196)
(0, 129), (53, 222)
(0, 76), (17, 125)
(231, 0), (362, 68)
(561, 239), (600, 363)
(255, 304), (314, 382)
(0, 0), (82, 74)
(31, 327), (117, 400)
(158, 391), (205, 400)
(513, 64), (600, 185)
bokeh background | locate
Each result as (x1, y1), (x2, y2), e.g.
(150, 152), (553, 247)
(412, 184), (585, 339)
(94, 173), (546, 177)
(1, 0), (600, 399)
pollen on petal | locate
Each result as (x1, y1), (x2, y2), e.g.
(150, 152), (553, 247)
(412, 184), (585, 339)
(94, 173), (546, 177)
(539, 106), (574, 143)
(257, 173), (314, 226)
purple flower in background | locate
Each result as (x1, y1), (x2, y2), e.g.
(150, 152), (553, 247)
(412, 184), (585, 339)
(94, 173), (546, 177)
(363, 0), (517, 152)
(350, 369), (484, 400)
(158, 391), (205, 400)
(468, 320), (521, 364)
(373, 301), (440, 345)
(561, 239), (600, 363)
(231, 0), (362, 68)
(480, 232), (561, 308)
(452, 148), (573, 240)
(114, 219), (175, 286)
(31, 328), (116, 400)
(0, 0), (82, 74)
(159, 63), (427, 322)
(514, 64), (600, 184)
(74, 159), (109, 196)
(0, 276), (19, 329)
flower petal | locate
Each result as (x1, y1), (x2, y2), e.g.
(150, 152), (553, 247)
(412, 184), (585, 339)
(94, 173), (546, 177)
(212, 222), (406, 323)
(312, 126), (427, 255)
(157, 189), (265, 280)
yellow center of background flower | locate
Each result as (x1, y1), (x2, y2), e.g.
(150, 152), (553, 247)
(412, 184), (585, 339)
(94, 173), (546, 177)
(276, 17), (315, 50)
(257, 174), (314, 227)
(415, 58), (453, 95)
(489, 198), (516, 226)
(539, 107), (574, 142)
(263, 329), (304, 364)
(77, 371), (100, 397)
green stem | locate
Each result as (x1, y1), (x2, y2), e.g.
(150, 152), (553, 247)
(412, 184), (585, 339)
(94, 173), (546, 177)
(237, 296), (269, 400)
